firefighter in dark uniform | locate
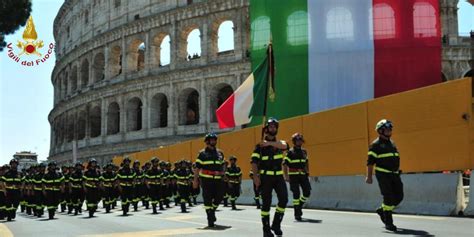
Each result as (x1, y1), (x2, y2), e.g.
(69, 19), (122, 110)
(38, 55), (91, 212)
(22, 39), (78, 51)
(226, 156), (242, 210)
(2, 159), (23, 221)
(283, 133), (311, 221)
(366, 119), (403, 232)
(60, 165), (69, 213)
(117, 157), (135, 216)
(249, 170), (261, 209)
(251, 118), (289, 237)
(23, 166), (35, 215)
(0, 165), (7, 220)
(42, 161), (65, 219)
(222, 160), (230, 207)
(101, 163), (117, 213)
(185, 160), (194, 207)
(19, 168), (27, 214)
(142, 162), (152, 209)
(193, 132), (226, 227)
(70, 162), (84, 215)
(112, 164), (120, 209)
(175, 160), (192, 213)
(32, 163), (46, 217)
(145, 157), (163, 214)
(84, 158), (101, 217)
(132, 160), (145, 211)
(159, 161), (170, 209)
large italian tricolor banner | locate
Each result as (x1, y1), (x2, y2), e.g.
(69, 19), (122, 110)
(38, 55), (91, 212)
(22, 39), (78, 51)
(218, 0), (441, 128)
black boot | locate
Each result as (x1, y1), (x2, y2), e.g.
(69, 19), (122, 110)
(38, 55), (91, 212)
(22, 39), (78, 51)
(88, 209), (94, 218)
(223, 198), (228, 207)
(60, 204), (66, 213)
(159, 202), (165, 210)
(21, 205), (25, 213)
(48, 209), (54, 220)
(294, 205), (302, 221)
(145, 201), (150, 209)
(0, 210), (4, 220)
(206, 209), (216, 227)
(231, 200), (237, 210)
(262, 216), (274, 237)
(68, 205), (73, 214)
(152, 204), (158, 214)
(181, 202), (187, 213)
(384, 211), (397, 232)
(188, 199), (193, 207)
(26, 207), (32, 215)
(105, 204), (111, 213)
(193, 197), (197, 205)
(271, 212), (284, 236)
(256, 199), (261, 209)
(74, 207), (79, 216)
(376, 207), (385, 224)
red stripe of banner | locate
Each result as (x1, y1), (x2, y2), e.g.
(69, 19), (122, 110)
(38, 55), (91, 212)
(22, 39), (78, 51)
(374, 0), (441, 98)
(216, 93), (236, 129)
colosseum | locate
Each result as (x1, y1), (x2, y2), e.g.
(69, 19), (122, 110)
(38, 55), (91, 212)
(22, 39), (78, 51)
(49, 0), (473, 165)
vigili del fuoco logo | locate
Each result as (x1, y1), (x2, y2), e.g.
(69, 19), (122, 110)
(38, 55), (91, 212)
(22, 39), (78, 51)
(6, 16), (55, 67)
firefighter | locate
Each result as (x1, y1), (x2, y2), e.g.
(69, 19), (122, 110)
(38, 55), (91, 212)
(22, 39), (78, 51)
(2, 159), (23, 221)
(0, 165), (8, 220)
(131, 160), (144, 211)
(193, 132), (226, 227)
(175, 160), (192, 213)
(70, 162), (84, 215)
(145, 157), (163, 214)
(101, 163), (117, 213)
(32, 163), (46, 217)
(184, 160), (194, 207)
(84, 158), (101, 217)
(283, 133), (311, 221)
(60, 165), (69, 213)
(366, 119), (403, 232)
(226, 156), (242, 210)
(142, 162), (152, 209)
(159, 161), (170, 209)
(117, 157), (135, 216)
(222, 160), (230, 207)
(169, 162), (179, 207)
(23, 166), (35, 216)
(249, 170), (261, 209)
(42, 161), (65, 220)
(251, 117), (289, 237)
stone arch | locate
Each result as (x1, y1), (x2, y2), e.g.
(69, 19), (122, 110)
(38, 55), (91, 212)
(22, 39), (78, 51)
(93, 52), (105, 82)
(179, 88), (199, 125)
(66, 113), (75, 142)
(181, 26), (201, 61)
(126, 97), (143, 131)
(89, 105), (102, 138)
(77, 110), (86, 140)
(150, 93), (168, 128)
(109, 45), (122, 77)
(128, 38), (146, 72)
(216, 20), (235, 53)
(70, 66), (78, 93)
(80, 58), (89, 88)
(210, 83), (233, 123)
(153, 33), (171, 67)
(107, 102), (120, 135)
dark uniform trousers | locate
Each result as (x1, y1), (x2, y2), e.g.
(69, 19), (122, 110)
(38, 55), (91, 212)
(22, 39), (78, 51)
(289, 175), (311, 207)
(376, 172), (404, 210)
(201, 178), (224, 215)
(34, 190), (45, 215)
(120, 186), (134, 212)
(85, 187), (100, 211)
(70, 187), (84, 211)
(260, 174), (288, 218)
(45, 190), (61, 212)
(5, 189), (20, 218)
(0, 191), (5, 219)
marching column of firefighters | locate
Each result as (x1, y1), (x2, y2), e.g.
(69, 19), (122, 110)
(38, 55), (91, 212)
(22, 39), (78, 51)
(0, 118), (402, 236)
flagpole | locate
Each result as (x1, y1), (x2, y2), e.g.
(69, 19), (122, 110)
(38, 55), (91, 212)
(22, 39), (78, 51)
(261, 42), (274, 141)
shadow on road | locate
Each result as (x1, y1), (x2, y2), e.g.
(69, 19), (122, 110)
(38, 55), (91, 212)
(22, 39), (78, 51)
(198, 224), (232, 231)
(387, 228), (435, 237)
(295, 218), (323, 223)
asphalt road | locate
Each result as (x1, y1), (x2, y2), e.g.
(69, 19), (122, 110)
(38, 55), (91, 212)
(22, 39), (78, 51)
(0, 203), (473, 237)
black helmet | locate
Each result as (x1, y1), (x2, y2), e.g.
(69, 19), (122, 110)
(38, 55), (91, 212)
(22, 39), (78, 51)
(134, 160), (141, 165)
(48, 161), (57, 167)
(229, 156), (237, 161)
(204, 132), (218, 142)
(150, 157), (160, 163)
(291, 133), (304, 142)
(265, 117), (279, 129)
(123, 156), (131, 163)
(89, 158), (97, 164)
(9, 159), (18, 165)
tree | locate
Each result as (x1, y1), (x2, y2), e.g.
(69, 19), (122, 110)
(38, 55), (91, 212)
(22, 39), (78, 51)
(0, 0), (32, 51)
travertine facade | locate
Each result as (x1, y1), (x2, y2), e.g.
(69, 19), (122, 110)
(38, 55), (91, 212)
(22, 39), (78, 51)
(49, 0), (472, 165)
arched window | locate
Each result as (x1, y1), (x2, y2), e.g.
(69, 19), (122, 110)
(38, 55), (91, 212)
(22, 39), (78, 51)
(251, 16), (271, 50)
(186, 29), (201, 60)
(326, 7), (354, 40)
(150, 93), (168, 128)
(90, 106), (101, 138)
(107, 102), (120, 135)
(93, 53), (105, 82)
(413, 2), (437, 38)
(218, 21), (234, 52)
(210, 84), (233, 122)
(287, 11), (308, 45)
(137, 42), (145, 71)
(70, 66), (77, 92)
(160, 35), (170, 66)
(127, 97), (143, 131)
(372, 3), (396, 39)
(77, 111), (86, 140)
(80, 59), (89, 88)
(110, 46), (122, 77)
(179, 89), (199, 125)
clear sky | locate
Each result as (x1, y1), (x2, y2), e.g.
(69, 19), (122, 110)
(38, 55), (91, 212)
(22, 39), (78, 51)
(0, 0), (473, 165)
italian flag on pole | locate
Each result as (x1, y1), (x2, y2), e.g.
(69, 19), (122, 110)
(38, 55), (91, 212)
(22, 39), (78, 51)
(218, 0), (441, 129)
(216, 46), (274, 129)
